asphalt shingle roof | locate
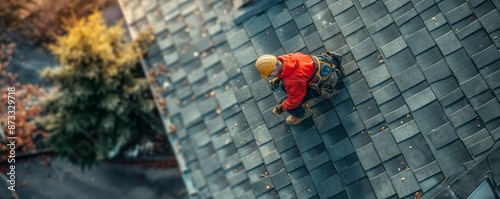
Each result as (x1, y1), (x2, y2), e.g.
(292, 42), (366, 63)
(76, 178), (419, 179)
(119, 0), (500, 198)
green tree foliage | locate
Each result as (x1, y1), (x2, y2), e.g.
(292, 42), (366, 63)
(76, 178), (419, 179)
(36, 11), (160, 168)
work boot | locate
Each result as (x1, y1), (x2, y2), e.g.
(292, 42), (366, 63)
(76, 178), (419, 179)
(286, 105), (312, 125)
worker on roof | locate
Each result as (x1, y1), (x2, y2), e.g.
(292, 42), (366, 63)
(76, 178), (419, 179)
(255, 51), (343, 125)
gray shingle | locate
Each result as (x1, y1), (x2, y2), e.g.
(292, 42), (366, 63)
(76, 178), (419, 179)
(359, 0), (377, 8)
(444, 3), (473, 25)
(391, 120), (421, 143)
(316, 174), (344, 198)
(350, 38), (378, 61)
(373, 81), (400, 105)
(244, 14), (272, 37)
(313, 109), (341, 134)
(369, 172), (396, 199)
(328, 138), (355, 161)
(393, 65), (425, 91)
(345, 177), (377, 199)
(329, 0), (354, 16)
(405, 88), (437, 111)
(372, 129), (401, 161)
(471, 45), (500, 69)
(294, 127), (322, 152)
(242, 150), (264, 171)
(356, 143), (382, 170)
(413, 160), (441, 182)
(282, 34), (306, 53)
(292, 175), (317, 198)
(435, 31), (462, 56)
(423, 60), (452, 83)
(405, 28), (435, 55)
(341, 112), (366, 137)
(368, 15), (393, 34)
(270, 8), (293, 28)
(480, 9), (500, 33)
(364, 64), (391, 88)
(395, 8), (418, 26)
(390, 170), (420, 198)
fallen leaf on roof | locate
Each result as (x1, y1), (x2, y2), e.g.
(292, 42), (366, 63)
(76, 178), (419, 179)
(266, 185), (271, 190)
(169, 124), (176, 135)
(406, 113), (411, 118)
(414, 191), (422, 199)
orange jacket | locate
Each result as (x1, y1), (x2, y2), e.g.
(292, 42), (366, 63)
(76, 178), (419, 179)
(277, 52), (316, 111)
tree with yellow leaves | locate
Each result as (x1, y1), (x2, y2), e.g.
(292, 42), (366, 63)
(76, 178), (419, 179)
(36, 11), (160, 168)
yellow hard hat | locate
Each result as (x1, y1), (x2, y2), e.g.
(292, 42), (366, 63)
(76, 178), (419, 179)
(255, 54), (277, 78)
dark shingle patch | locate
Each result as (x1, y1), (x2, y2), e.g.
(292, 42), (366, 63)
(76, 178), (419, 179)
(233, 129), (255, 149)
(294, 12), (314, 30)
(316, 174), (345, 198)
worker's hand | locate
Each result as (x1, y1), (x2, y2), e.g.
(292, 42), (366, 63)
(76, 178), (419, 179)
(272, 105), (283, 116)
(269, 78), (281, 89)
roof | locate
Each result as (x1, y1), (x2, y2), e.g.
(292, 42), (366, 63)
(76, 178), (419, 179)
(118, 0), (500, 198)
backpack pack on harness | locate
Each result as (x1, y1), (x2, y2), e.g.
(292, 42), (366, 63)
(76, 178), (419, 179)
(308, 51), (343, 99)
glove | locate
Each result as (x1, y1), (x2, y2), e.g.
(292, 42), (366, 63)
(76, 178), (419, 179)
(272, 105), (283, 116)
(269, 78), (281, 89)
